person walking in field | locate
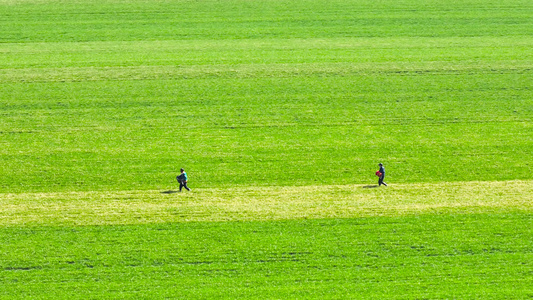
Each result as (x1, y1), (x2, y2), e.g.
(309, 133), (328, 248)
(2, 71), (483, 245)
(177, 168), (191, 192)
(377, 163), (388, 186)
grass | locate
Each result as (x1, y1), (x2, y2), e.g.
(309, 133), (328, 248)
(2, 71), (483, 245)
(1, 0), (532, 192)
(1, 214), (532, 299)
(1, 0), (533, 298)
(1, 70), (531, 192)
(1, 180), (532, 226)
(2, 180), (532, 298)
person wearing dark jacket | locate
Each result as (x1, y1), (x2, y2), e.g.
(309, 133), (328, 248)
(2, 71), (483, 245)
(378, 163), (388, 186)
(177, 168), (191, 192)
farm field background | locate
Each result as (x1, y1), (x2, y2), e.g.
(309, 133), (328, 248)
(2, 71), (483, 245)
(1, 0), (532, 298)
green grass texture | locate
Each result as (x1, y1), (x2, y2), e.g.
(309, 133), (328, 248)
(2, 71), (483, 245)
(1, 0), (532, 192)
(1, 0), (533, 298)
(2, 214), (532, 299)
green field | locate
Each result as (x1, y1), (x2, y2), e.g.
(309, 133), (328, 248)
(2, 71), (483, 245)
(1, 0), (532, 298)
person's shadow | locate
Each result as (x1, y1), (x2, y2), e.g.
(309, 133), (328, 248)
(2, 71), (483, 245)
(362, 185), (379, 189)
(161, 190), (179, 194)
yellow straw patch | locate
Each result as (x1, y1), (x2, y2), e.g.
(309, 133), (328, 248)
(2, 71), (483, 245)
(1, 180), (531, 226)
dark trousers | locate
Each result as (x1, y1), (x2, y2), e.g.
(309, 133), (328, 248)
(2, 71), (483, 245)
(179, 180), (190, 191)
(378, 175), (387, 186)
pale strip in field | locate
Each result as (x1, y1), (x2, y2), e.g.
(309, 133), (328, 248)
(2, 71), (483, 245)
(1, 180), (531, 226)
(2, 37), (531, 82)
(1, 61), (530, 83)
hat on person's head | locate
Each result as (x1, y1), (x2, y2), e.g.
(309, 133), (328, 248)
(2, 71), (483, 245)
(378, 163), (383, 166)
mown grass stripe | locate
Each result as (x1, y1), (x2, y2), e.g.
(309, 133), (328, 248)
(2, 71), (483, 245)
(1, 180), (531, 226)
